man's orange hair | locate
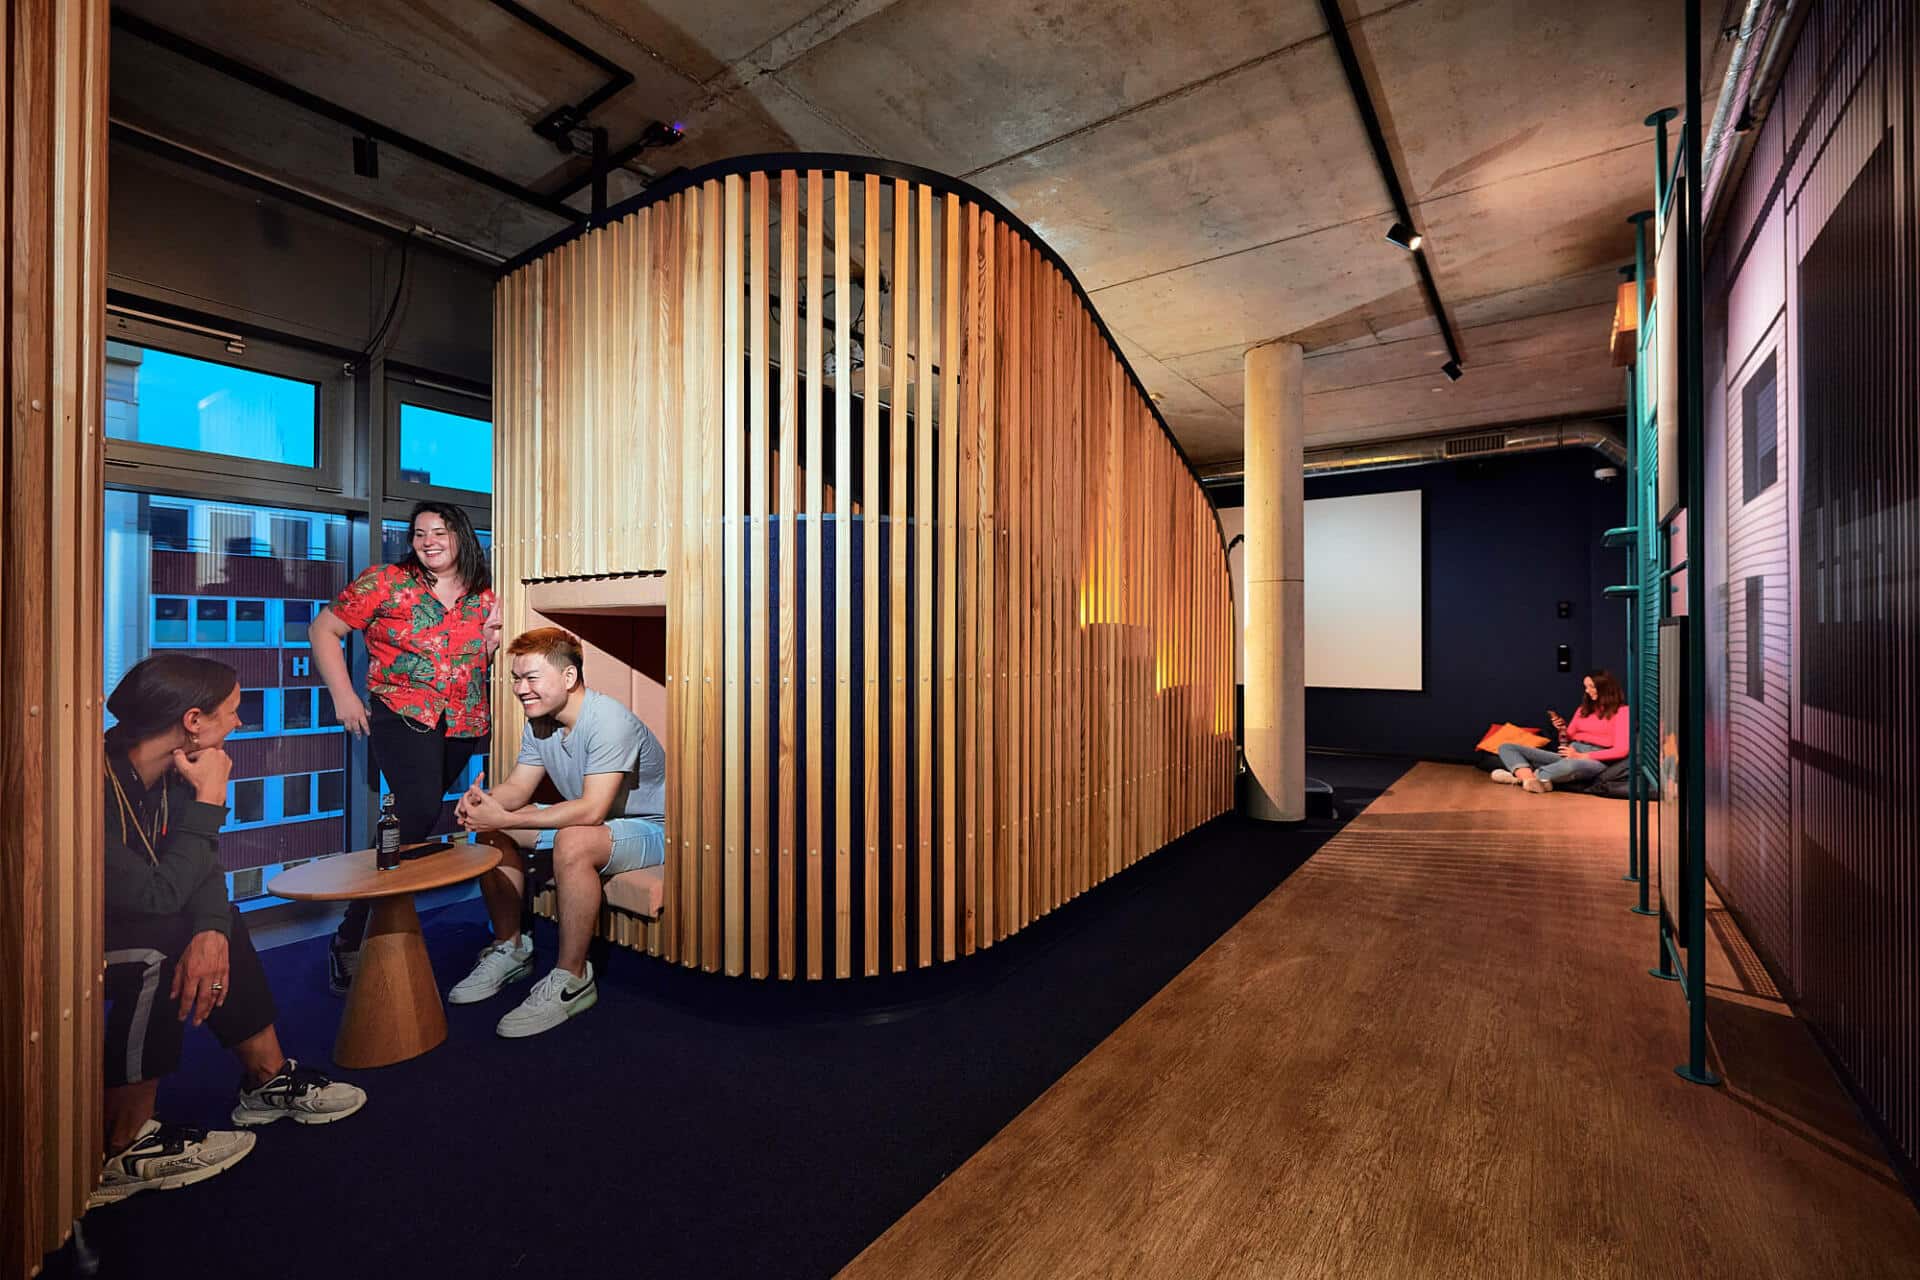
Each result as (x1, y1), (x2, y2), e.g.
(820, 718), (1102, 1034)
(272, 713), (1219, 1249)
(507, 626), (584, 679)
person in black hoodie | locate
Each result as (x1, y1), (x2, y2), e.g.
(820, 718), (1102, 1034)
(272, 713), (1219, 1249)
(96, 654), (366, 1209)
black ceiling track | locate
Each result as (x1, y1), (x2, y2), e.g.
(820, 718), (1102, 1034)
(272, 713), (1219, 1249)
(112, 8), (583, 224)
(486, 0), (633, 147)
(1315, 0), (1464, 370)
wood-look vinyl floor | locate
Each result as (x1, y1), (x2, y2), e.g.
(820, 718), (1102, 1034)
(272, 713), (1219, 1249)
(843, 763), (1920, 1279)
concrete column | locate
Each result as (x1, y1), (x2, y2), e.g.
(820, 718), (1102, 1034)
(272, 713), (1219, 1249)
(1243, 340), (1305, 822)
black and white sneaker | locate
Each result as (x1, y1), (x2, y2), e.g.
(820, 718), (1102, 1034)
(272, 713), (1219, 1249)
(231, 1058), (367, 1127)
(327, 936), (359, 996)
(88, 1119), (255, 1209)
(495, 963), (597, 1038)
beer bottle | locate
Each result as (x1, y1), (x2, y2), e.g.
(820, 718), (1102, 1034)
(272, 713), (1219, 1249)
(377, 793), (402, 870)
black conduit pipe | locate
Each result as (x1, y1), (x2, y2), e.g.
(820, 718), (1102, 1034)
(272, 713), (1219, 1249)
(1315, 0), (1465, 372)
(112, 10), (584, 224)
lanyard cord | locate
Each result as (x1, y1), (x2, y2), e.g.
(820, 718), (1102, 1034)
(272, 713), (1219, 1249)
(105, 762), (167, 867)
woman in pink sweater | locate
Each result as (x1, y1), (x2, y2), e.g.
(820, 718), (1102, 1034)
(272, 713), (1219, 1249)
(1491, 670), (1630, 794)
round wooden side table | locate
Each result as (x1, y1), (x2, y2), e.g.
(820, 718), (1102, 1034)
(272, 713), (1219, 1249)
(268, 841), (500, 1068)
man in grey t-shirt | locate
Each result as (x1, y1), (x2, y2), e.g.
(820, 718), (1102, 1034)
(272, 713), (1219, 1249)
(449, 627), (667, 1038)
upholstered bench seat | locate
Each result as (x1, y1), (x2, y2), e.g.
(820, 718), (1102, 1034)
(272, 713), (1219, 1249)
(602, 864), (665, 919)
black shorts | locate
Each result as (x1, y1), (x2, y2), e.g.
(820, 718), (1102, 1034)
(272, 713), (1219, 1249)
(103, 904), (277, 1088)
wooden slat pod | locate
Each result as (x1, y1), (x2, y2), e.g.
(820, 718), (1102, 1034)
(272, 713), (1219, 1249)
(1, 0), (108, 1265)
(489, 161), (1234, 980)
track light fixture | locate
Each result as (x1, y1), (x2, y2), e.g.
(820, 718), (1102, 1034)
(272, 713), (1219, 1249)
(1441, 359), (1462, 382)
(1385, 220), (1422, 252)
(639, 119), (686, 150)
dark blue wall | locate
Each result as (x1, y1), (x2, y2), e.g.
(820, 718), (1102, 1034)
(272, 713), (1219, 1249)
(1299, 449), (1628, 761)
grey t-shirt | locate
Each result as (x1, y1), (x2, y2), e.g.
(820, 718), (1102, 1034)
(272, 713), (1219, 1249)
(517, 689), (666, 821)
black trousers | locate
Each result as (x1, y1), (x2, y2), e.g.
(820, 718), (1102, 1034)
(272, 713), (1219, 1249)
(335, 697), (482, 947)
(104, 905), (276, 1088)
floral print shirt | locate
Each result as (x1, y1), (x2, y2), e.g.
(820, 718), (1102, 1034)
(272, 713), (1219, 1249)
(330, 563), (496, 737)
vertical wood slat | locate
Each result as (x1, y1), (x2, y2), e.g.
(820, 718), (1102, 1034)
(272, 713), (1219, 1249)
(915, 182), (935, 967)
(983, 214), (998, 948)
(835, 172), (854, 978)
(890, 179), (911, 972)
(492, 163), (1234, 982)
(862, 175), (883, 977)
(3, 0), (108, 1266)
(699, 183), (725, 971)
(1009, 238), (1027, 934)
(959, 202), (980, 954)
(723, 174), (745, 977)
(806, 169), (825, 979)
(940, 191), (961, 961)
(779, 172), (799, 979)
(748, 173), (770, 979)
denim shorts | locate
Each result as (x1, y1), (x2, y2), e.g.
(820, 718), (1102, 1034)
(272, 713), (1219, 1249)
(531, 807), (667, 876)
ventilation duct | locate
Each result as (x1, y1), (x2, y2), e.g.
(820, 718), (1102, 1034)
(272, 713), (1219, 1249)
(1199, 417), (1628, 484)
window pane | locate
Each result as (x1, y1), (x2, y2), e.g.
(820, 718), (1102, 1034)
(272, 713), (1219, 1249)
(398, 402), (491, 494)
(234, 599), (267, 643)
(270, 516), (313, 561)
(380, 518), (410, 566)
(153, 597), (188, 644)
(106, 489), (354, 901)
(150, 505), (190, 550)
(194, 599), (229, 643)
(105, 341), (317, 468)
(282, 774), (312, 819)
(317, 686), (335, 727)
(317, 770), (345, 814)
(231, 779), (264, 824)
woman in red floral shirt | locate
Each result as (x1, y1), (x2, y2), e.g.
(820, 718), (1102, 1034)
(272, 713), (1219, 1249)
(310, 501), (501, 992)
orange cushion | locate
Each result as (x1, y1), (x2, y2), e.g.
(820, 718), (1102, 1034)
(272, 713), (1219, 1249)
(1476, 722), (1549, 754)
(603, 865), (665, 919)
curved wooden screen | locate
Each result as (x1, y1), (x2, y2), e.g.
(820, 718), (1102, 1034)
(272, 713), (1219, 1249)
(494, 156), (1233, 979)
(2, 0), (109, 1267)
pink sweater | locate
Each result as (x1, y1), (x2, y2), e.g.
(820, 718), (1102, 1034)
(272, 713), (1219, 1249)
(1566, 706), (1631, 762)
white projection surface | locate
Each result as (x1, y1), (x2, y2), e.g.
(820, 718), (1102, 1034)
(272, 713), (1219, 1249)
(1305, 490), (1422, 690)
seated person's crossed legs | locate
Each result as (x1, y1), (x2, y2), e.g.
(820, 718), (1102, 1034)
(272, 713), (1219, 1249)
(446, 626), (668, 1039)
(453, 815), (665, 1037)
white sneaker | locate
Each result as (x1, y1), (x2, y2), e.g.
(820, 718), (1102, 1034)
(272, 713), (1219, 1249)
(89, 1119), (255, 1209)
(231, 1058), (367, 1127)
(1523, 776), (1554, 794)
(1490, 768), (1519, 784)
(448, 934), (534, 1005)
(495, 963), (596, 1039)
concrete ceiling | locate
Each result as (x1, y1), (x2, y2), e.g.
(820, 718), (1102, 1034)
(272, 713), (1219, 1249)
(109, 0), (1707, 465)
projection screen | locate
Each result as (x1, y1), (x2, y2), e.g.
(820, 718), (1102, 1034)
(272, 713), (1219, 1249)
(1304, 489), (1423, 690)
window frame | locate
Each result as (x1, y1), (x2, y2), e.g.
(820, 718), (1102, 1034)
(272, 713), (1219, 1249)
(383, 375), (493, 512)
(1740, 350), (1779, 505)
(104, 316), (349, 493)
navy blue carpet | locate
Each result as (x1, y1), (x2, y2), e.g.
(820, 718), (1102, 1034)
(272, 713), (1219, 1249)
(56, 755), (1410, 1280)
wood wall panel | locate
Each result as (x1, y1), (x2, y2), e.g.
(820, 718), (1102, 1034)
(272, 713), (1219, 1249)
(2, 0), (108, 1269)
(494, 158), (1233, 980)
